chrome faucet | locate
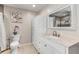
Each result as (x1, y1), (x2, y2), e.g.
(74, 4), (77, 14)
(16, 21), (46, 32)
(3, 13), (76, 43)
(53, 31), (60, 37)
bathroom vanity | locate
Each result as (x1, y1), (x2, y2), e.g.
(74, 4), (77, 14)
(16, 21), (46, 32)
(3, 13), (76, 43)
(33, 34), (79, 54)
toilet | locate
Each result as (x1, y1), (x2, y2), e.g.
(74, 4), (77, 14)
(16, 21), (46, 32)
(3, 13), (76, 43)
(10, 34), (20, 54)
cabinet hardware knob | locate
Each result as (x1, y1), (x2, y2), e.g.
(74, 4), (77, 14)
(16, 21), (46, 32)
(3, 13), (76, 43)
(44, 44), (47, 47)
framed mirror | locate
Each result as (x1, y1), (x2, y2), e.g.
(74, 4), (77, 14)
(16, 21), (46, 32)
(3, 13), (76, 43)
(47, 5), (77, 30)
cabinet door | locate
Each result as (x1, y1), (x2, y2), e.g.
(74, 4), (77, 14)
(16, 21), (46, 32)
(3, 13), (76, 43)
(47, 38), (66, 54)
(42, 43), (56, 54)
(38, 39), (55, 54)
(38, 39), (45, 54)
(39, 38), (66, 54)
(33, 37), (42, 53)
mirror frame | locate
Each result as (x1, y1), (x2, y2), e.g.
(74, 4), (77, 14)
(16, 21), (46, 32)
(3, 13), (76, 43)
(47, 5), (77, 30)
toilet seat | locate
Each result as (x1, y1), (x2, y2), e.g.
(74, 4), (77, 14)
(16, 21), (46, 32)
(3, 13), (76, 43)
(10, 41), (19, 49)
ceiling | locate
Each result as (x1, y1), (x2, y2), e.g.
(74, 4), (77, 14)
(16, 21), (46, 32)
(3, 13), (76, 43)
(5, 4), (48, 12)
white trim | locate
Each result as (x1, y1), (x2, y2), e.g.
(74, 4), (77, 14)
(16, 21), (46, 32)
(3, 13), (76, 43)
(19, 43), (32, 47)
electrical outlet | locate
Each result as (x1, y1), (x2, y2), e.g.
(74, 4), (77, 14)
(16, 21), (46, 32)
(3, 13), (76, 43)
(0, 47), (1, 53)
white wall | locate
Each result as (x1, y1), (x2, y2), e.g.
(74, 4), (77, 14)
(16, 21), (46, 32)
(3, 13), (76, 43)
(4, 6), (36, 45)
(38, 4), (79, 39)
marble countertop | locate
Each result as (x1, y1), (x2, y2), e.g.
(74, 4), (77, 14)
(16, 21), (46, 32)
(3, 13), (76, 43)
(44, 34), (79, 47)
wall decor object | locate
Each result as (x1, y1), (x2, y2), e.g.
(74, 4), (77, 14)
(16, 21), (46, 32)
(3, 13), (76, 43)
(11, 9), (23, 23)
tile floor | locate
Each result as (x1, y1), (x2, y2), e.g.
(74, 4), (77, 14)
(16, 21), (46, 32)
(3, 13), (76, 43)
(2, 44), (38, 54)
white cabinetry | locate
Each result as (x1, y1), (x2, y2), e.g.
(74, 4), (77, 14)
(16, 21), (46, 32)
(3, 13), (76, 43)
(33, 35), (79, 54)
(33, 37), (66, 54)
(32, 15), (47, 49)
(32, 15), (66, 54)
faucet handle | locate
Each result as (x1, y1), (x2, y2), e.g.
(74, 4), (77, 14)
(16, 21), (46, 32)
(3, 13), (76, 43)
(58, 34), (60, 37)
(53, 31), (57, 36)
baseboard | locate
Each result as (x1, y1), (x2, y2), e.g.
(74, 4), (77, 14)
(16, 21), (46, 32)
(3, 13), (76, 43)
(0, 48), (10, 54)
(20, 43), (32, 47)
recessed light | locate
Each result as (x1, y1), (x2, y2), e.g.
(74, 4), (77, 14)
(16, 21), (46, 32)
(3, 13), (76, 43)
(32, 4), (36, 7)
